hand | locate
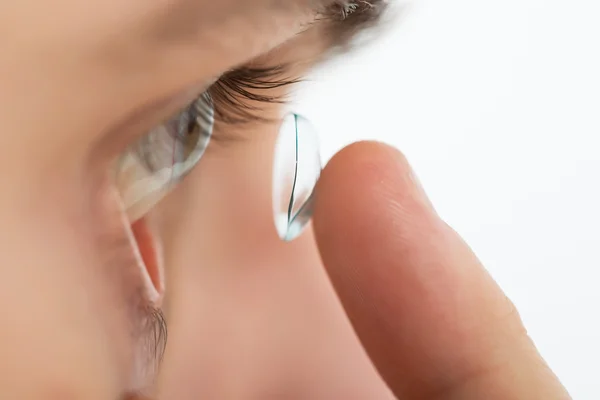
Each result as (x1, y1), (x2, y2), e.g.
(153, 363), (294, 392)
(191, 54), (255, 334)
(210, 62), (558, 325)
(312, 141), (571, 399)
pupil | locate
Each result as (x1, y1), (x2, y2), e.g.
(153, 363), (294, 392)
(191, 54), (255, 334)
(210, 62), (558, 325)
(187, 118), (196, 135)
(182, 111), (200, 160)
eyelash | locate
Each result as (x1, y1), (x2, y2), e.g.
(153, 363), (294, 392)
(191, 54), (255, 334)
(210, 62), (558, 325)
(208, 65), (300, 126)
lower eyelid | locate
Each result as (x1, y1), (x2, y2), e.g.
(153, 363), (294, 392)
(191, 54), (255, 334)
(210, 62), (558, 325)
(98, 224), (167, 386)
(94, 182), (167, 393)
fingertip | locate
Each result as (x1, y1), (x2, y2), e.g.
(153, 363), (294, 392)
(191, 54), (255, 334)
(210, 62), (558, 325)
(313, 141), (442, 294)
(315, 141), (418, 201)
(314, 140), (436, 248)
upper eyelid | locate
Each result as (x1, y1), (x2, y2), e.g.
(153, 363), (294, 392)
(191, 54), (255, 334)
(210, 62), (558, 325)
(101, 63), (297, 161)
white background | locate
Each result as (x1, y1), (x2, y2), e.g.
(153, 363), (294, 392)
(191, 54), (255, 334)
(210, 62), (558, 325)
(296, 0), (600, 398)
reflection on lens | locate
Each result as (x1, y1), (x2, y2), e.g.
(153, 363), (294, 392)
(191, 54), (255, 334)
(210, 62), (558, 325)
(272, 113), (321, 242)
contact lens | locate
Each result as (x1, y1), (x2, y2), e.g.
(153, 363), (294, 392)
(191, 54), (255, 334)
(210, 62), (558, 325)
(272, 113), (321, 242)
(116, 92), (214, 222)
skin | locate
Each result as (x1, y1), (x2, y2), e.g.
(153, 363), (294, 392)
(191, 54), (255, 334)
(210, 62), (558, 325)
(0, 0), (571, 399)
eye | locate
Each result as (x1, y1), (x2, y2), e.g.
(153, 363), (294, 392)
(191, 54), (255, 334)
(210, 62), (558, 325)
(116, 91), (214, 222)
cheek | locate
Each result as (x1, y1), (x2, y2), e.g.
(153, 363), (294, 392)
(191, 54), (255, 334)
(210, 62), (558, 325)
(0, 168), (132, 398)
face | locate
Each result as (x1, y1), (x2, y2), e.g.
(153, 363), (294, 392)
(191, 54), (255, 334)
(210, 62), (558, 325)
(0, 1), (388, 399)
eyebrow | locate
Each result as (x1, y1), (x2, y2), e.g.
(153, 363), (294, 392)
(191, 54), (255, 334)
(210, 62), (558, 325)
(268, 0), (391, 53)
(318, 1), (389, 49)
(257, 0), (389, 40)
(158, 0), (388, 47)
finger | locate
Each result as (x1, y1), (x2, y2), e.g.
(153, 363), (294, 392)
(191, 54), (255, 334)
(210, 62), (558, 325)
(313, 141), (570, 400)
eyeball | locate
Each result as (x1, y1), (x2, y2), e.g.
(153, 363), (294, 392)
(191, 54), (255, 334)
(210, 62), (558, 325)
(116, 92), (214, 222)
(272, 113), (321, 242)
